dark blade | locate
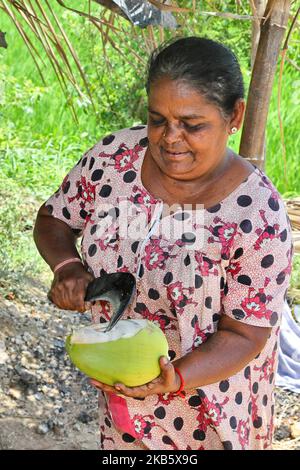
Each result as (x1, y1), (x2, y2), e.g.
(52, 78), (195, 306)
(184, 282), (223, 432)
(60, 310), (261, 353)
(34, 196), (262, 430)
(85, 272), (136, 332)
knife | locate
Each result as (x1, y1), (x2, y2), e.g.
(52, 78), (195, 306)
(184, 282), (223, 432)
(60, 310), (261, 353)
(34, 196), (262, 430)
(84, 272), (136, 332)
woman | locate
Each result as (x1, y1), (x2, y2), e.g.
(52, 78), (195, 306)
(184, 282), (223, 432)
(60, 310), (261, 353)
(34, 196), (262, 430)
(34, 37), (293, 450)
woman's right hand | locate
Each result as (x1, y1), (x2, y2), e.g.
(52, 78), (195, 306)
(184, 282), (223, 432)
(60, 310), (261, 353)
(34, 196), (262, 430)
(48, 263), (94, 313)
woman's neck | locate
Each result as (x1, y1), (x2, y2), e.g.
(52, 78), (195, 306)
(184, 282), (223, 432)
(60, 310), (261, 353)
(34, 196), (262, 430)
(144, 148), (234, 205)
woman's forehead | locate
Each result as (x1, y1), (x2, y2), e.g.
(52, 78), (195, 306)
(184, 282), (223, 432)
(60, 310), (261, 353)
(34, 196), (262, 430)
(148, 79), (219, 117)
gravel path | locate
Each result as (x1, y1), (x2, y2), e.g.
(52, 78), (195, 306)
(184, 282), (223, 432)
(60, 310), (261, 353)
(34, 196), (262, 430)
(0, 272), (299, 450)
(0, 272), (99, 450)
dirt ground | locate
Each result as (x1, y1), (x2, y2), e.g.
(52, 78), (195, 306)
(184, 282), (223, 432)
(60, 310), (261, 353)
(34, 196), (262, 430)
(0, 272), (299, 450)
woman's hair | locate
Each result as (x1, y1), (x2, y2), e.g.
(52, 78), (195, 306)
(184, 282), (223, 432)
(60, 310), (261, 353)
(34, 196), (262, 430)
(146, 36), (244, 118)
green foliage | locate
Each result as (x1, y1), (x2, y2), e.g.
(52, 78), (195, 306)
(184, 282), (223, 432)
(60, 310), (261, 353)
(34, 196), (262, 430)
(0, 0), (299, 282)
(266, 66), (300, 195)
(0, 174), (50, 280)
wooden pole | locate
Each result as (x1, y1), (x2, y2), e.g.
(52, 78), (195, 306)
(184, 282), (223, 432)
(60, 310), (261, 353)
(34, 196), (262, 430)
(239, 0), (291, 169)
(250, 0), (267, 169)
(250, 0), (267, 69)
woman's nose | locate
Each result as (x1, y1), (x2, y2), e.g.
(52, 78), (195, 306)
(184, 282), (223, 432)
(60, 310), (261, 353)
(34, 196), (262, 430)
(163, 124), (181, 143)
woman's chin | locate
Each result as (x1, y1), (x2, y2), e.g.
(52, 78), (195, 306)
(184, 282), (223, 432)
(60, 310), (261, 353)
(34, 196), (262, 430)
(160, 150), (193, 171)
(167, 160), (198, 174)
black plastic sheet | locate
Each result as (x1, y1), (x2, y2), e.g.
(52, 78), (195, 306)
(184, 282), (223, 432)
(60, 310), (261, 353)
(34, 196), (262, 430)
(112, 1), (177, 28)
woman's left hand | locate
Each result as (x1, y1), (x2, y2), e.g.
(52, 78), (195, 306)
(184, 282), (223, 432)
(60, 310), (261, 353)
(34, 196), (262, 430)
(89, 356), (181, 399)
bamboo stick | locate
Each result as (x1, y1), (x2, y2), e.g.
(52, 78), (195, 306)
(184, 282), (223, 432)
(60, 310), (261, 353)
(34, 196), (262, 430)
(239, 0), (291, 168)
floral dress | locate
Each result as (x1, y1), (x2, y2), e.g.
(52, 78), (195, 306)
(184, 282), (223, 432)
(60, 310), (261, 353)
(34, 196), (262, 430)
(45, 126), (293, 450)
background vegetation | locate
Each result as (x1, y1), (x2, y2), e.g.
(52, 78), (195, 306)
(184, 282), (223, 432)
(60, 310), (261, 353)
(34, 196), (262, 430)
(0, 0), (299, 287)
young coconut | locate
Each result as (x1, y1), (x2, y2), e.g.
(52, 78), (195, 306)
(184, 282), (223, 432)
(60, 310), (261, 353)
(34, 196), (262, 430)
(66, 319), (169, 387)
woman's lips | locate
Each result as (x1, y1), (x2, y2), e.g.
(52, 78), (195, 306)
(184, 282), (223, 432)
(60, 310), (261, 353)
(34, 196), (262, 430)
(162, 148), (191, 159)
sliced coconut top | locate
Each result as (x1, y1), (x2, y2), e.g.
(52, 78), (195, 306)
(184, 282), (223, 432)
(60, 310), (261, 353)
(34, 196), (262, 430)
(70, 319), (153, 344)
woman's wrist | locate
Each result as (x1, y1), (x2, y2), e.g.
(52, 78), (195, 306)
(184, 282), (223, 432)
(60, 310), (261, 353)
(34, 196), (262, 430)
(172, 367), (186, 397)
(53, 257), (83, 273)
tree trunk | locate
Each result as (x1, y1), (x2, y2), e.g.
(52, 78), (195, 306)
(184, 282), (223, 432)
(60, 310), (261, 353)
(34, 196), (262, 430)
(239, 0), (291, 169)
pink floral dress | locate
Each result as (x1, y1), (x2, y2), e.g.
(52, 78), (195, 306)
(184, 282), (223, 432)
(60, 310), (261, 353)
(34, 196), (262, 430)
(45, 126), (293, 450)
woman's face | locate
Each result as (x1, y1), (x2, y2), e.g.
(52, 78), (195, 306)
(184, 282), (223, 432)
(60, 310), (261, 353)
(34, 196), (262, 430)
(147, 77), (238, 181)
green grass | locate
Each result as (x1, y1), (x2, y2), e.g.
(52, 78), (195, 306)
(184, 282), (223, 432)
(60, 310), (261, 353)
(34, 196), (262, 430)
(0, 175), (50, 282)
(0, 1), (299, 283)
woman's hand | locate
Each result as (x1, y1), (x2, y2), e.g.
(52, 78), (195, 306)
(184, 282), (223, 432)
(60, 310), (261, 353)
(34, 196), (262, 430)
(89, 356), (181, 399)
(48, 262), (94, 313)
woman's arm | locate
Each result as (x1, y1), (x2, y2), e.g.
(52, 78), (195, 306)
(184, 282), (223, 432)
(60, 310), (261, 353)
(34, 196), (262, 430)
(172, 315), (271, 389)
(33, 203), (81, 271)
(33, 203), (94, 312)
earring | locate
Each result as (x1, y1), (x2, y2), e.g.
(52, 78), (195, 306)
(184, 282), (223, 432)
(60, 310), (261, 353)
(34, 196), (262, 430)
(231, 127), (238, 134)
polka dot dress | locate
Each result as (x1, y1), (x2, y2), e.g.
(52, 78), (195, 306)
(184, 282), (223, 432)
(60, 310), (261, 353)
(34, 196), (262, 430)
(45, 126), (293, 450)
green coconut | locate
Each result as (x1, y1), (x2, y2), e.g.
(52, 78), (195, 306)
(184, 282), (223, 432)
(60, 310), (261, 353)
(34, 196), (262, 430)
(65, 319), (169, 387)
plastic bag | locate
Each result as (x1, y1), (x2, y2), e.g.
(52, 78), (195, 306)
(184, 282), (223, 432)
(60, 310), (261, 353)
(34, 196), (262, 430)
(112, 0), (177, 28)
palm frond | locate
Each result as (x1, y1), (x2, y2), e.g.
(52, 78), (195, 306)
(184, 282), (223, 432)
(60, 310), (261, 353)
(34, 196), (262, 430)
(147, 0), (191, 13)
(44, 0), (96, 111)
(197, 10), (266, 21)
(21, 0), (80, 120)
(1, 0), (298, 126)
(55, 0), (122, 31)
(1, 0), (46, 83)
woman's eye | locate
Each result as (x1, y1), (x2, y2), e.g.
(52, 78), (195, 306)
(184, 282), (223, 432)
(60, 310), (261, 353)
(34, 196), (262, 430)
(148, 118), (205, 131)
(149, 118), (165, 126)
(184, 123), (205, 132)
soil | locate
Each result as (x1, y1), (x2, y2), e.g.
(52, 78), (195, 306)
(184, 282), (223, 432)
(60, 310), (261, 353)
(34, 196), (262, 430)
(0, 271), (299, 450)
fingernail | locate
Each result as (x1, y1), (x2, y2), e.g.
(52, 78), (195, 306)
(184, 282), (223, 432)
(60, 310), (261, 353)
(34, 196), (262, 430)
(162, 357), (169, 365)
(91, 379), (101, 386)
(115, 386), (121, 391)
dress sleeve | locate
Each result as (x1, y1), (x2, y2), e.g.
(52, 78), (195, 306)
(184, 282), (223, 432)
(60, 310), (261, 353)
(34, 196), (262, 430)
(222, 205), (293, 328)
(44, 147), (96, 233)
